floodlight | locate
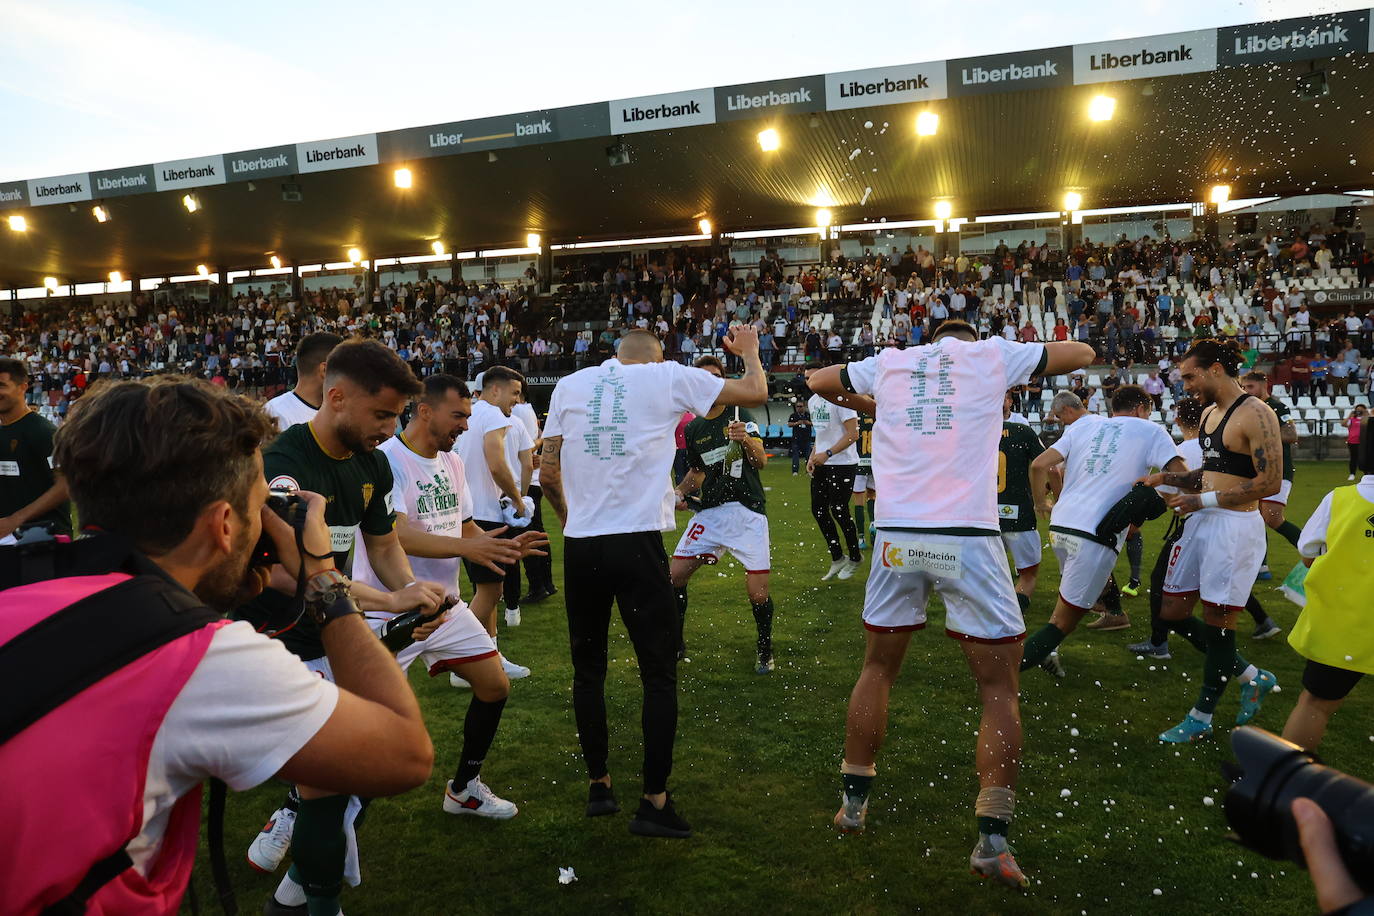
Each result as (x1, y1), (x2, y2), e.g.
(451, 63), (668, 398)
(526, 233), (541, 249)
(1088, 95), (1116, 121)
(182, 194), (199, 212)
(197, 264), (210, 277)
(1063, 191), (1082, 212)
(108, 271), (122, 284)
(915, 111), (939, 136)
(347, 247), (362, 264)
(432, 240), (446, 256)
(757, 128), (781, 152)
(44, 276), (58, 290)
(6, 215), (25, 232)
(816, 208), (832, 228)
(698, 218), (712, 235)
(934, 200), (953, 221)
(394, 168), (413, 189)
(1210, 185), (1231, 205)
(269, 255), (282, 269)
(92, 205), (109, 223)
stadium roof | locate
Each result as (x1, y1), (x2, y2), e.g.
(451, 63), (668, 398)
(4, 9), (1373, 286)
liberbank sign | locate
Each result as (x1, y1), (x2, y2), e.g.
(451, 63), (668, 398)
(3, 10), (1372, 212)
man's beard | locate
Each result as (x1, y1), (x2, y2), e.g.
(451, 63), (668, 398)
(337, 419), (374, 453)
(196, 520), (254, 612)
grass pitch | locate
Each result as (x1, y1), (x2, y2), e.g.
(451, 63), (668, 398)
(190, 460), (1367, 915)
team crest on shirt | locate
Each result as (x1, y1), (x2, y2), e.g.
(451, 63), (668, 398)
(362, 483), (374, 509)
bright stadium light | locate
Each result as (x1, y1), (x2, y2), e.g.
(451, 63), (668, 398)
(197, 264), (210, 277)
(1088, 94), (1116, 122)
(815, 208), (832, 228)
(7, 215), (27, 232)
(394, 168), (413, 189)
(431, 240), (446, 256)
(1063, 191), (1083, 212)
(934, 200), (953, 221)
(1210, 184), (1232, 205)
(757, 128), (781, 152)
(92, 205), (109, 223)
(526, 232), (541, 249)
(269, 255), (282, 269)
(182, 193), (199, 213)
(108, 271), (122, 284)
(698, 218), (712, 236)
(347, 247), (362, 264)
(915, 111), (939, 136)
(44, 276), (58, 290)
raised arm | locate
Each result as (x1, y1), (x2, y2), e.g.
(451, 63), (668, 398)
(714, 326), (768, 407)
(1041, 341), (1096, 377)
(807, 364), (876, 415)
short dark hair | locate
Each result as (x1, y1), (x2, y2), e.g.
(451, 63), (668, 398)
(1175, 396), (1205, 430)
(324, 340), (422, 397)
(296, 332), (342, 374)
(1241, 370), (1268, 385)
(694, 355), (724, 372)
(932, 320), (977, 342)
(481, 365), (524, 388)
(1182, 338), (1243, 377)
(421, 374), (470, 406)
(0, 358), (29, 385)
(1110, 384), (1153, 415)
(54, 377), (274, 555)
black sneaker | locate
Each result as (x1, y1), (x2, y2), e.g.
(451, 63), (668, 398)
(628, 792), (692, 838)
(586, 782), (620, 817)
(521, 586), (557, 604)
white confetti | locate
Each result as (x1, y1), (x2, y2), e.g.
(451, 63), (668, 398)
(1070, 728), (1080, 737)
(1203, 796), (1215, 807)
(558, 867), (577, 885)
(1153, 889), (1163, 896)
(1061, 788), (1072, 797)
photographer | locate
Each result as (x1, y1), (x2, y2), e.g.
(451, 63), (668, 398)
(0, 378), (432, 916)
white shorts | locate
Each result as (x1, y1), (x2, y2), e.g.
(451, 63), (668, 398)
(1162, 507), (1266, 609)
(1001, 529), (1043, 573)
(672, 503), (771, 573)
(1050, 529), (1123, 611)
(366, 600), (498, 676)
(854, 469), (874, 493)
(1261, 478), (1292, 506)
(862, 530), (1025, 643)
(1161, 520), (1201, 594)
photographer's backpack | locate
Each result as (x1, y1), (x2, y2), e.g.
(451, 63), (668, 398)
(0, 528), (237, 915)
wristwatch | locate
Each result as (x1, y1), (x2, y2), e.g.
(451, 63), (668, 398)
(825, 448), (834, 458)
(303, 569), (359, 628)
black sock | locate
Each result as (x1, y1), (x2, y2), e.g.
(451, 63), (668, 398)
(1101, 575), (1122, 614)
(1016, 592), (1030, 614)
(674, 586), (688, 651)
(977, 816), (1010, 838)
(1170, 616), (1209, 653)
(454, 696), (508, 787)
(1196, 625), (1245, 716)
(853, 504), (866, 537)
(1244, 593), (1269, 626)
(290, 795), (350, 907)
(751, 598), (775, 658)
(1126, 532), (1143, 583)
(1276, 520), (1303, 548)
(284, 785), (301, 813)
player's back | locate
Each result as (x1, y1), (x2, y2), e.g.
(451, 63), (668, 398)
(1052, 416), (1179, 532)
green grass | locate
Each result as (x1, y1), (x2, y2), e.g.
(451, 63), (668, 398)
(190, 460), (1369, 915)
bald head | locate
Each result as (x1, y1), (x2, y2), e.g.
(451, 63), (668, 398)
(617, 330), (664, 364)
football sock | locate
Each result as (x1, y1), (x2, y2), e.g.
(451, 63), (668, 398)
(840, 761), (875, 803)
(976, 786), (1015, 839)
(284, 785), (301, 813)
(1276, 520), (1303, 548)
(1126, 532), (1143, 582)
(751, 598), (775, 658)
(1245, 594), (1269, 626)
(1170, 616), (1208, 654)
(454, 696), (508, 787)
(1019, 623), (1067, 670)
(1016, 592), (1030, 614)
(674, 586), (688, 650)
(1101, 575), (1122, 614)
(290, 795), (350, 916)
(853, 504), (866, 536)
(274, 868), (307, 907)
(1195, 624), (1245, 716)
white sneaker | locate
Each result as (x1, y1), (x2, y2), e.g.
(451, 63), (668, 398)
(449, 673), (472, 689)
(246, 807), (296, 873)
(1350, 474), (1358, 481)
(821, 558), (846, 581)
(501, 655), (531, 679)
(443, 777), (518, 819)
(833, 793), (867, 833)
(837, 558), (861, 580)
(505, 606), (521, 627)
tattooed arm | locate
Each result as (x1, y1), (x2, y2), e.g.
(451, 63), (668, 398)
(1143, 463), (1203, 492)
(1216, 399), (1284, 506)
(539, 436), (568, 527)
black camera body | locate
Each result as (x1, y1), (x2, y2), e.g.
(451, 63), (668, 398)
(1226, 727), (1374, 893)
(250, 487), (308, 567)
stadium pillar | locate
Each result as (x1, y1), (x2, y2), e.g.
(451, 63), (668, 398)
(217, 267), (228, 306)
(290, 262), (301, 303)
(538, 244), (552, 294)
(365, 259), (377, 304)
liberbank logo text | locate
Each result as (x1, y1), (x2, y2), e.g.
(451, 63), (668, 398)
(1089, 44), (1193, 70)
(305, 143), (368, 164)
(960, 60), (1058, 84)
(836, 75), (930, 98)
(1232, 24), (1350, 56)
(621, 100), (701, 123)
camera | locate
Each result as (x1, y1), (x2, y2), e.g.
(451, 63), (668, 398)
(1225, 726), (1374, 893)
(250, 486), (308, 566)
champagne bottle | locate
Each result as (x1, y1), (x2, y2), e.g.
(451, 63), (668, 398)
(724, 407), (744, 478)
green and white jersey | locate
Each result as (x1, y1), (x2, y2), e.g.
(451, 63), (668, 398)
(239, 421), (397, 659)
(685, 412), (766, 516)
(1266, 396), (1296, 482)
(0, 410), (70, 535)
(998, 421), (1045, 533)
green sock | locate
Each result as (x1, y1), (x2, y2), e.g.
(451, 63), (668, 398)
(853, 504), (867, 535)
(751, 598), (774, 658)
(842, 773), (873, 802)
(291, 795), (350, 916)
(1019, 623), (1066, 670)
(1016, 592), (1030, 614)
(977, 815), (1010, 838)
(1170, 616), (1208, 654)
(1276, 520), (1303, 548)
(1195, 624), (1243, 715)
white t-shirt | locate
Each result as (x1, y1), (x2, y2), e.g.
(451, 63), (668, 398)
(1156, 437), (1203, 495)
(263, 391), (318, 432)
(544, 358), (724, 538)
(453, 399), (513, 522)
(1297, 475), (1374, 558)
(807, 395), (858, 465)
(845, 336), (1046, 530)
(512, 402), (541, 486)
(1050, 415), (1180, 534)
(504, 414), (535, 494)
(353, 436), (475, 598)
(129, 622), (337, 874)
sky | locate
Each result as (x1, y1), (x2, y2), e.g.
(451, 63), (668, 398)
(0, 0), (1368, 182)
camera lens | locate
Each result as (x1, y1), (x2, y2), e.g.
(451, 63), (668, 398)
(1226, 727), (1374, 892)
